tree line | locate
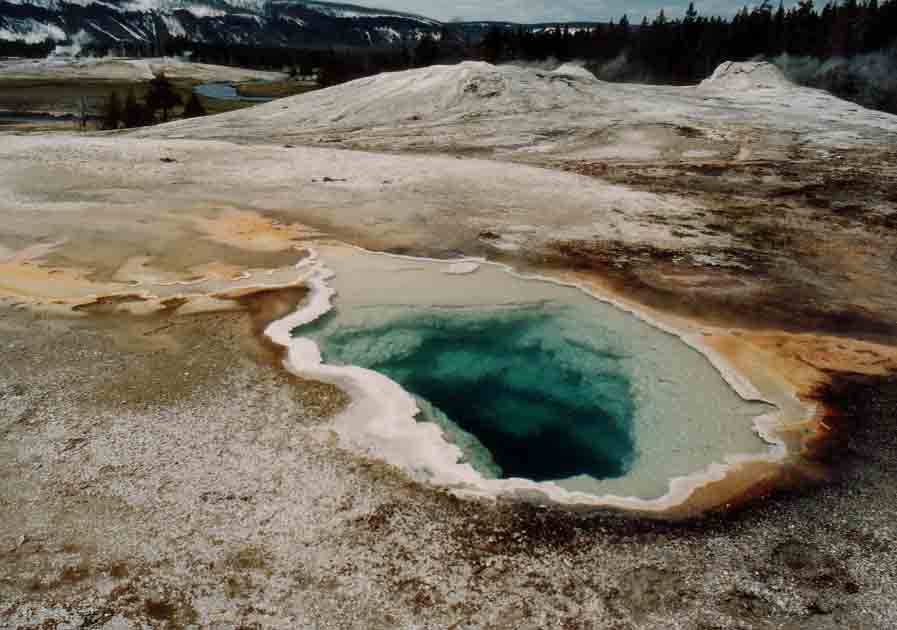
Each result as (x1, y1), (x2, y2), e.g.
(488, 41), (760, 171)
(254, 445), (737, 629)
(7, 0), (897, 82)
(476, 0), (897, 85)
(100, 74), (206, 130)
(163, 1), (897, 110)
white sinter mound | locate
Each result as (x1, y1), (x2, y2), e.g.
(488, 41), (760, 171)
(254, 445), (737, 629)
(550, 62), (600, 81)
(698, 60), (792, 91)
(192, 61), (597, 129)
(134, 60), (897, 159)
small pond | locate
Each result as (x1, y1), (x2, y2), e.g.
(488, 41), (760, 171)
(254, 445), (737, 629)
(194, 81), (274, 102)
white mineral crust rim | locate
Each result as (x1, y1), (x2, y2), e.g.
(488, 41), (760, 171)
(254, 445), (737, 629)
(265, 246), (812, 512)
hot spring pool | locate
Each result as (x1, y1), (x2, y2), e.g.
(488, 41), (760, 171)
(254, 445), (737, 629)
(304, 303), (637, 482)
(275, 245), (781, 507)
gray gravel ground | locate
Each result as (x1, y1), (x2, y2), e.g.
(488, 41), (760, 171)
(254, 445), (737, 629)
(2, 300), (896, 630)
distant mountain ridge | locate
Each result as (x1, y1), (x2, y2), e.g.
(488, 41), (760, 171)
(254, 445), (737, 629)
(0, 0), (609, 54)
(0, 0), (448, 52)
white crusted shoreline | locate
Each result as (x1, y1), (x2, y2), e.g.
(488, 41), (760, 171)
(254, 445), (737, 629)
(265, 244), (815, 513)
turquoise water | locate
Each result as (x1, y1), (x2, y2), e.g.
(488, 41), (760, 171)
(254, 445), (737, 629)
(287, 246), (773, 500)
(301, 303), (636, 482)
(194, 81), (273, 102)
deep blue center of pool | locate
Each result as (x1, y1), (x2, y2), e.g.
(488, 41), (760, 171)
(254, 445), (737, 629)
(301, 305), (636, 481)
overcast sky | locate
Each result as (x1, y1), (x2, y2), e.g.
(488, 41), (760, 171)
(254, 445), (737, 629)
(349, 0), (759, 23)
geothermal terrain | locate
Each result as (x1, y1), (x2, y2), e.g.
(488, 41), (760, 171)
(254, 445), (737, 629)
(2, 60), (897, 628)
(0, 57), (293, 131)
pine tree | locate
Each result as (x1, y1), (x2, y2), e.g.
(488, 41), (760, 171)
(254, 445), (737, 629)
(773, 1), (787, 55)
(145, 72), (182, 123)
(102, 92), (121, 130)
(182, 92), (207, 118)
(122, 88), (142, 128)
(482, 26), (504, 63)
(414, 34), (440, 67)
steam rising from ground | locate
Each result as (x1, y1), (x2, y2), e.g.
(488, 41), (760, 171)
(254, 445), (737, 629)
(585, 47), (897, 112)
(50, 29), (93, 58)
(771, 48), (897, 113)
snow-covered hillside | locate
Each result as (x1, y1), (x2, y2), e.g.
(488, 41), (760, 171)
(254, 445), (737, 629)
(0, 0), (441, 50)
(134, 60), (897, 160)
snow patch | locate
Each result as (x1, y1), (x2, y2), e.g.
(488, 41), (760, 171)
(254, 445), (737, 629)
(301, 1), (438, 24)
(280, 15), (306, 28)
(114, 19), (147, 41)
(180, 5), (228, 18)
(86, 20), (122, 42)
(159, 14), (186, 37)
(51, 28), (93, 56)
(0, 18), (66, 44)
(373, 25), (401, 42)
(232, 13), (264, 24)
